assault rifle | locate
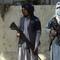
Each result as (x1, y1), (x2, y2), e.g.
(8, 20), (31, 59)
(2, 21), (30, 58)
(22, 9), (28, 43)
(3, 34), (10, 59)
(10, 22), (35, 50)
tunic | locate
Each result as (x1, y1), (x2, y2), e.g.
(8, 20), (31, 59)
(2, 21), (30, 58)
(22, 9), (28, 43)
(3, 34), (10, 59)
(18, 16), (41, 60)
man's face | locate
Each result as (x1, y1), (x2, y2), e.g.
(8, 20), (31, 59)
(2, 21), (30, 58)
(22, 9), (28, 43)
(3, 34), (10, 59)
(22, 8), (29, 16)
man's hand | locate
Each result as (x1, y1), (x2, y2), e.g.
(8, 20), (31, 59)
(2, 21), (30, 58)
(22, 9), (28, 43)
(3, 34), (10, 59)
(34, 47), (37, 52)
(50, 29), (57, 36)
(16, 32), (20, 37)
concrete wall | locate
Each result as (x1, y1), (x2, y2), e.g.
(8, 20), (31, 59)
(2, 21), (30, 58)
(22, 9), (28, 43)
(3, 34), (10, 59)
(51, 0), (60, 5)
(0, 0), (20, 4)
(0, 5), (55, 60)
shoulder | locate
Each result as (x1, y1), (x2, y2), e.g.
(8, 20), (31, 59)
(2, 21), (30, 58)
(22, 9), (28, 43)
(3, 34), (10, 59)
(47, 17), (56, 29)
(20, 16), (25, 22)
(33, 16), (40, 21)
(20, 16), (25, 20)
(48, 17), (56, 25)
(32, 16), (41, 25)
(33, 16), (41, 29)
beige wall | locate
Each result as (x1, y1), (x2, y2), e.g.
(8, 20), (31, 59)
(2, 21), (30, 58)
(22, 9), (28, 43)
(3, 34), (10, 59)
(0, 5), (55, 60)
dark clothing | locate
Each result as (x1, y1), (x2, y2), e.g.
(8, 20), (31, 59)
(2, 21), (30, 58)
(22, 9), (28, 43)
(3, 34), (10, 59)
(18, 16), (41, 60)
(18, 16), (41, 46)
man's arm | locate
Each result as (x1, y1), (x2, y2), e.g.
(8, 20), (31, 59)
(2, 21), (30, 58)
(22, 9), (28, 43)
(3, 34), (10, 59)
(34, 30), (41, 51)
(34, 19), (41, 51)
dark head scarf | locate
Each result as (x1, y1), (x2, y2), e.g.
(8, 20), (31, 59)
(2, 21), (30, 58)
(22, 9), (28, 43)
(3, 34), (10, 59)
(22, 3), (34, 17)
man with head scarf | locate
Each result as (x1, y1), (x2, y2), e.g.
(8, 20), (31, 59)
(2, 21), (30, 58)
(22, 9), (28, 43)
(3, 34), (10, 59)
(17, 3), (41, 60)
(46, 2), (60, 60)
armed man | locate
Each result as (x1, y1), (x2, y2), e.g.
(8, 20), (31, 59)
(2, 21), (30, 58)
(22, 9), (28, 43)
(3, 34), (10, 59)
(46, 2), (60, 60)
(16, 3), (41, 60)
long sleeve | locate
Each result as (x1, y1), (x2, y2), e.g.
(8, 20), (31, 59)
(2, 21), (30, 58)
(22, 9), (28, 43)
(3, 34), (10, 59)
(34, 30), (41, 50)
(45, 20), (53, 33)
(34, 19), (41, 50)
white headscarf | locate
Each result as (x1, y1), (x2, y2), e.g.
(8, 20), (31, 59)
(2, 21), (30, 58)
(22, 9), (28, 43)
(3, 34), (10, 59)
(55, 2), (60, 24)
